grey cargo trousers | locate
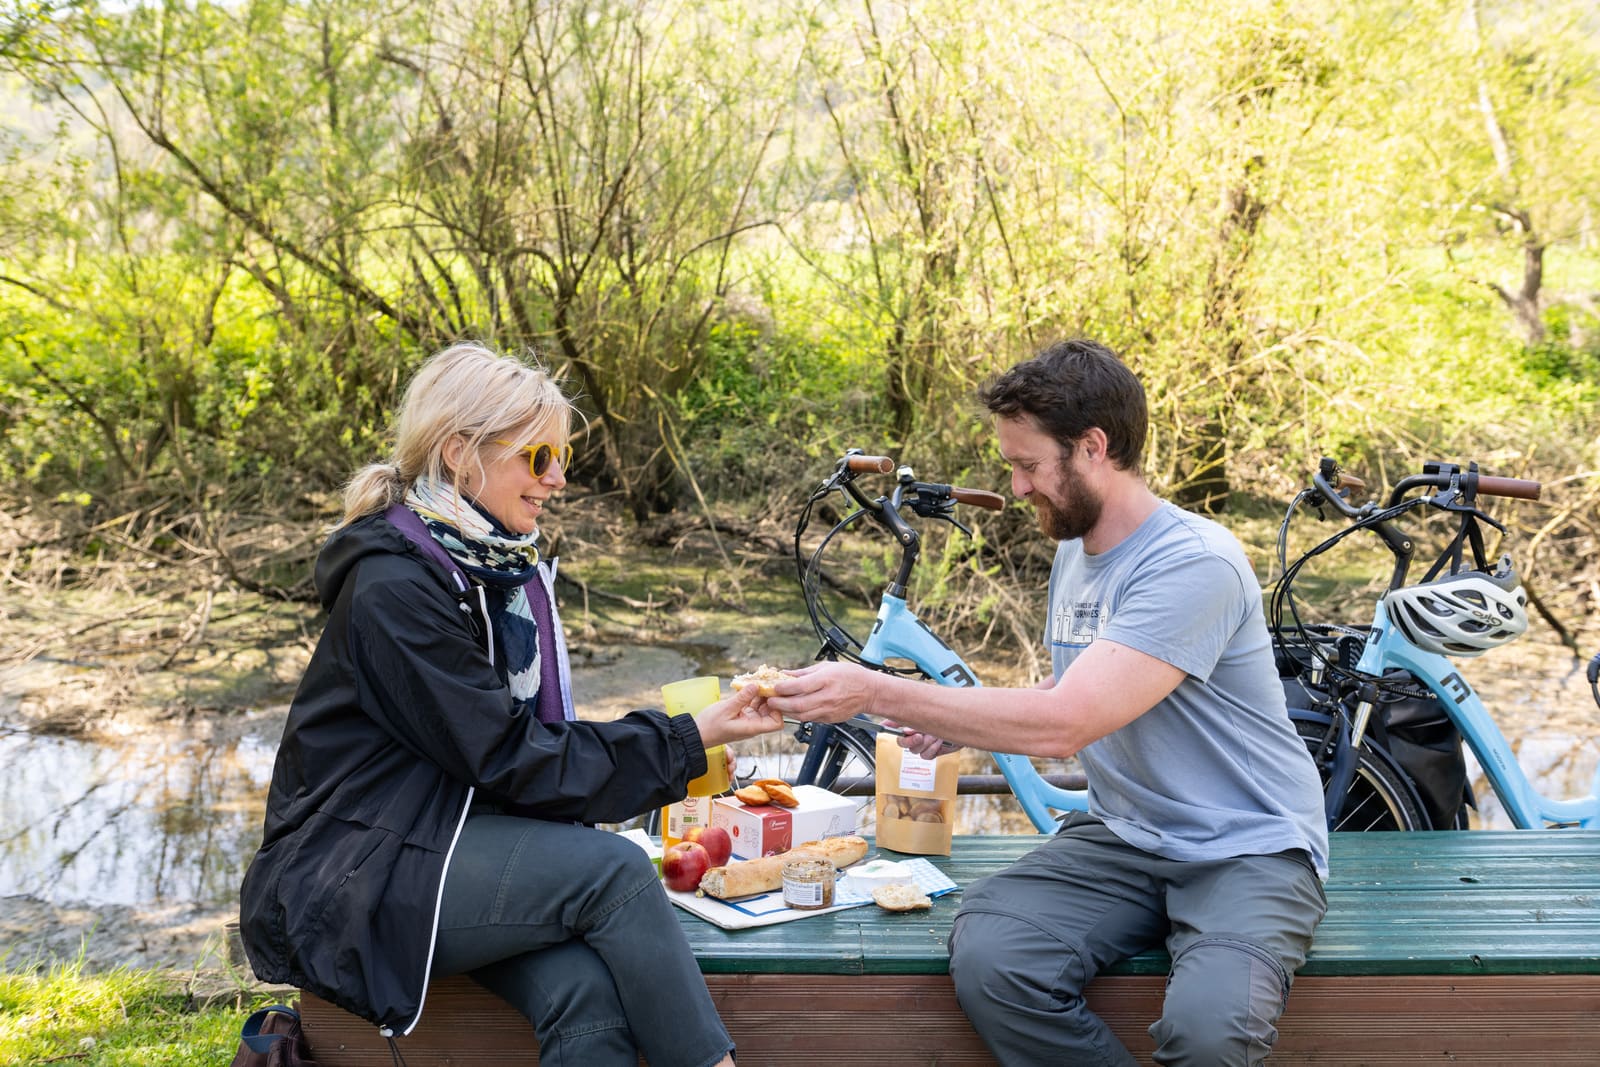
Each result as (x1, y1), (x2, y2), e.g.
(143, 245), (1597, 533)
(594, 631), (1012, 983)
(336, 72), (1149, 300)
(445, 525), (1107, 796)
(949, 812), (1326, 1066)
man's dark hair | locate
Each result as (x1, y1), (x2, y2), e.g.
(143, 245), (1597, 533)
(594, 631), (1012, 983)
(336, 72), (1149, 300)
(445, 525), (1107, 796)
(978, 339), (1147, 472)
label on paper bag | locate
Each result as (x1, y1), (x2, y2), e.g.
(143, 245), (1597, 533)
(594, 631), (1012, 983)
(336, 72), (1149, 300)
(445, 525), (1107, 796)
(897, 750), (938, 792)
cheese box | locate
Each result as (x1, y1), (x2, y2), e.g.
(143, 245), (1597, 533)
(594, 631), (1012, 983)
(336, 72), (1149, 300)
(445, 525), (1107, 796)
(841, 858), (915, 894)
(712, 784), (858, 861)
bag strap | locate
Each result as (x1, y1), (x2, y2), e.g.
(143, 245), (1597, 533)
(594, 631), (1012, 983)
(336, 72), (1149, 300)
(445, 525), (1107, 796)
(239, 1004), (300, 1055)
(384, 504), (470, 594)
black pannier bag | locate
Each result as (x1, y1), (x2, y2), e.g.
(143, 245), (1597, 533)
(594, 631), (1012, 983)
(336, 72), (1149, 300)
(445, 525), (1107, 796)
(1364, 670), (1471, 831)
(1277, 629), (1471, 831)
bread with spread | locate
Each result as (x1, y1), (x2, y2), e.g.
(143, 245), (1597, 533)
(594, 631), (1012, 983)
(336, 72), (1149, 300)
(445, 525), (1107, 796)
(730, 664), (786, 698)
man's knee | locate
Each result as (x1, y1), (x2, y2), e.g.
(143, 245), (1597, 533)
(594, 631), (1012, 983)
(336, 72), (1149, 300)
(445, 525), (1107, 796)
(951, 910), (1086, 1014)
(1151, 937), (1289, 1067)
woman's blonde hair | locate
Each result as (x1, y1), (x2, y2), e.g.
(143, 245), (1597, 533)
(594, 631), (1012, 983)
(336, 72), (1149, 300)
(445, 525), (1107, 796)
(337, 342), (572, 528)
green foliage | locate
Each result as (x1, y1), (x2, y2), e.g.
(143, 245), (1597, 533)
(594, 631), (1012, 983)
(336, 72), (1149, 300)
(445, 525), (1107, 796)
(0, 959), (255, 1066)
(1, 0), (1597, 592)
(671, 270), (889, 500)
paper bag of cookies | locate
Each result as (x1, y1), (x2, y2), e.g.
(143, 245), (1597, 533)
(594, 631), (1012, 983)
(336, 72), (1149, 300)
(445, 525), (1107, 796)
(874, 732), (958, 855)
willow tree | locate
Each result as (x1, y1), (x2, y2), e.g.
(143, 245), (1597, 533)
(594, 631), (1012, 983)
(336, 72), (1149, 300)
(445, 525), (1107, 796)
(1435, 0), (1600, 348)
(378, 0), (797, 516)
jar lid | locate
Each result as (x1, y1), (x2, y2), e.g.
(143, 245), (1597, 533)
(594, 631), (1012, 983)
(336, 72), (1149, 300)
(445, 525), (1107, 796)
(782, 858), (835, 876)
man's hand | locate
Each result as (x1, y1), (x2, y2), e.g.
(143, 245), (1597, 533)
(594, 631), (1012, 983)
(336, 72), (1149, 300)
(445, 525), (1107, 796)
(694, 683), (784, 747)
(895, 727), (960, 760)
(768, 660), (880, 723)
(776, 665), (959, 755)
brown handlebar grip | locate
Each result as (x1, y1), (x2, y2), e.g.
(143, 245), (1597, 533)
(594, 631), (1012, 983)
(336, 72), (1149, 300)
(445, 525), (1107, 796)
(952, 487), (1006, 511)
(846, 454), (895, 473)
(1476, 475), (1541, 501)
(1335, 471), (1366, 493)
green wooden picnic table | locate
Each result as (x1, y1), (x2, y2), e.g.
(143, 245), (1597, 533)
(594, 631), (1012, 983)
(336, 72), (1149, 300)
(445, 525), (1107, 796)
(681, 830), (1600, 977)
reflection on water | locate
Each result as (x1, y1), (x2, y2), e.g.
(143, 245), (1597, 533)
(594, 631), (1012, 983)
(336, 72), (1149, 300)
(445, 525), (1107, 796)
(0, 721), (277, 909)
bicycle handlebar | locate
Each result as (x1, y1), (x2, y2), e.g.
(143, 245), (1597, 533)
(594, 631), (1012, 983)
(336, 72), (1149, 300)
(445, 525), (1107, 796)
(846, 454), (895, 474)
(1302, 456), (1541, 594)
(803, 451), (1007, 641)
(832, 451), (1004, 515)
(1461, 474), (1541, 500)
(1386, 467), (1541, 506)
(1312, 458), (1541, 518)
(951, 487), (1006, 511)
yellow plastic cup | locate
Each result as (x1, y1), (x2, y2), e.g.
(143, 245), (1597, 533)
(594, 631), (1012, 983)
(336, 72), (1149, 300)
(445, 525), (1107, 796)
(661, 676), (730, 796)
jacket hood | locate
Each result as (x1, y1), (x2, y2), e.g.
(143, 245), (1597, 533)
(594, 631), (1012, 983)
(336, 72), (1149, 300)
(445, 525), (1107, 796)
(314, 514), (432, 611)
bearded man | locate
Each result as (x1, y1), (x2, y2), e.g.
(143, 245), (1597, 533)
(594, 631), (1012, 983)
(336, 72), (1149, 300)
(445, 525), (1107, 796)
(770, 339), (1328, 1066)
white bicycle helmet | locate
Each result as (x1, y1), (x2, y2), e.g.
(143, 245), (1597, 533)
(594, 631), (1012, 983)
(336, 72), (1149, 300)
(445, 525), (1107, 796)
(1383, 557), (1528, 657)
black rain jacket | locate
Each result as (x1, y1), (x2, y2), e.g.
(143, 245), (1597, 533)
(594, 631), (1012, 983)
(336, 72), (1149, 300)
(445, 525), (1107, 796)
(238, 513), (706, 1033)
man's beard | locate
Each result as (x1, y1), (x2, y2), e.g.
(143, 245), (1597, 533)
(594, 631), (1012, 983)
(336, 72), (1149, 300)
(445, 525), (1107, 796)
(1034, 481), (1102, 541)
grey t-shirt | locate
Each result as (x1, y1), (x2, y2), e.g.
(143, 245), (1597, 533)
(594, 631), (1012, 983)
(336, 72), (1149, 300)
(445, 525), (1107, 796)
(1048, 501), (1329, 877)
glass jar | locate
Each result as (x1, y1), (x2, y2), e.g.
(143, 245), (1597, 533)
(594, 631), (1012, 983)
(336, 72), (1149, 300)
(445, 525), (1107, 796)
(781, 859), (836, 910)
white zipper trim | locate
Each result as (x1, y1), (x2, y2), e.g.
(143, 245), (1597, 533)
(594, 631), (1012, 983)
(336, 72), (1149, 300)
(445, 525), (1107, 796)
(398, 784), (475, 1037)
(477, 585), (494, 667)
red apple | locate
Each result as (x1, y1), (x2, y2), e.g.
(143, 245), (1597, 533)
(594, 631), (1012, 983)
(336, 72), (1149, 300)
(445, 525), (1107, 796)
(661, 842), (712, 892)
(683, 824), (733, 867)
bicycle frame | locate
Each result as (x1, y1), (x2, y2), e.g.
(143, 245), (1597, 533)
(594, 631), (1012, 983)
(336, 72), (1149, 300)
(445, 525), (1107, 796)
(860, 591), (1089, 833)
(1355, 598), (1599, 828)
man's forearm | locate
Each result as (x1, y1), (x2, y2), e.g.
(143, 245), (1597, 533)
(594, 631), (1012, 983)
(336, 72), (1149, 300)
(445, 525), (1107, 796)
(866, 672), (1090, 759)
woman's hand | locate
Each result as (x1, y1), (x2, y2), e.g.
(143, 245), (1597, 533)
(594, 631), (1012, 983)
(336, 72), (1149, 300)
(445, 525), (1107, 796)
(693, 684), (784, 749)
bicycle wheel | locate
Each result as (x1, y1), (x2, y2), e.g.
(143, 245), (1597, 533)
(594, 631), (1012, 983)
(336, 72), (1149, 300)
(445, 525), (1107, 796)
(789, 721), (878, 792)
(1293, 717), (1429, 831)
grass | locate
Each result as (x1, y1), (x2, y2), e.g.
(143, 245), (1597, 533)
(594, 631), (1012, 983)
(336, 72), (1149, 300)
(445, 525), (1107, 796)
(0, 957), (276, 1067)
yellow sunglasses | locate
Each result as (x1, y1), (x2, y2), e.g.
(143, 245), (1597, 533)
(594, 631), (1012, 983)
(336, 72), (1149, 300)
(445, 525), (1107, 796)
(494, 439), (573, 477)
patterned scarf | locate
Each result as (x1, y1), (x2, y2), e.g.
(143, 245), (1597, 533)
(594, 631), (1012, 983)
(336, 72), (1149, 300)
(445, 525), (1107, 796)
(405, 477), (563, 723)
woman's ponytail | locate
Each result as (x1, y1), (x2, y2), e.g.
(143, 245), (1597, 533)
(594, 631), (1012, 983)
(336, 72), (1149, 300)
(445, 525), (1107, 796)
(337, 462), (405, 529)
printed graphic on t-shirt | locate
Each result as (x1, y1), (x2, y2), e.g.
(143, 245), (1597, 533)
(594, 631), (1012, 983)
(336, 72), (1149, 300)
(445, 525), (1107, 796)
(1050, 601), (1108, 648)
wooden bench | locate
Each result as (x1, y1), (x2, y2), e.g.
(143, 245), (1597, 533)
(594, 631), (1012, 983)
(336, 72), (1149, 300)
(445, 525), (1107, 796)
(300, 830), (1600, 1065)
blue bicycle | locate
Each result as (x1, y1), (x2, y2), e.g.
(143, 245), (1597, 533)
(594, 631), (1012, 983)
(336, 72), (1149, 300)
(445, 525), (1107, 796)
(1271, 457), (1600, 832)
(786, 449), (1087, 834)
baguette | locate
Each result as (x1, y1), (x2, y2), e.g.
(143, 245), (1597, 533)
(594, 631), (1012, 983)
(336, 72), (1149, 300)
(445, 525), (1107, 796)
(697, 835), (869, 900)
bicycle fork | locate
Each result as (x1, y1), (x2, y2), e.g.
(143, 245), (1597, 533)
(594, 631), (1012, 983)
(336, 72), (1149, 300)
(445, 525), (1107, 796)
(1303, 710), (1361, 828)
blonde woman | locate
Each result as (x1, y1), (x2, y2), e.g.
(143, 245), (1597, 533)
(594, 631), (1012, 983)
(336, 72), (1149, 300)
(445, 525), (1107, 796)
(240, 343), (776, 1066)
